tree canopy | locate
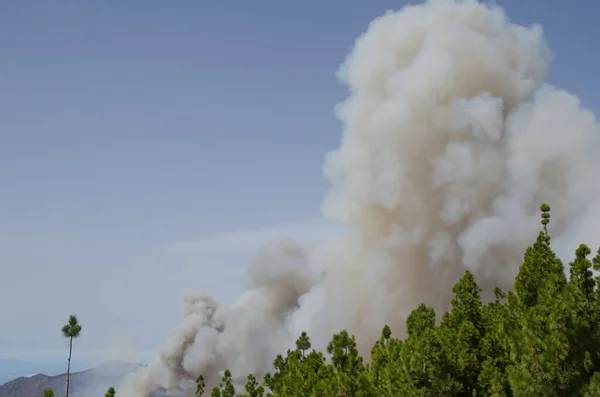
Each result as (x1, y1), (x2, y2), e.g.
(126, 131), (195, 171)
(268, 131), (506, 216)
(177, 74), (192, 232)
(200, 204), (600, 397)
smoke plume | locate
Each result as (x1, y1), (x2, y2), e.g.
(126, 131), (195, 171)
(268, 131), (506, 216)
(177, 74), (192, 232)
(120, 0), (600, 395)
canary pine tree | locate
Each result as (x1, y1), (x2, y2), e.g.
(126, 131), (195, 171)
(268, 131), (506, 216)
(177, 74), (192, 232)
(61, 315), (82, 397)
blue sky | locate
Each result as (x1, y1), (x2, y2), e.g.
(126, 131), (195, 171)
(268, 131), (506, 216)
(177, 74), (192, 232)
(1, 0), (599, 379)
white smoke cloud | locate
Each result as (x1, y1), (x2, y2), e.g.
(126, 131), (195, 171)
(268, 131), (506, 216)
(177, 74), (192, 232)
(119, 0), (600, 395)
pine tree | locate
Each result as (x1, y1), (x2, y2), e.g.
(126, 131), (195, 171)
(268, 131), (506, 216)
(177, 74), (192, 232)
(326, 330), (373, 396)
(43, 389), (55, 397)
(478, 287), (513, 397)
(369, 325), (395, 394)
(440, 270), (485, 396)
(61, 315), (82, 397)
(569, 244), (599, 370)
(241, 374), (265, 397)
(514, 204), (566, 309)
(196, 374), (206, 397)
(507, 204), (584, 396)
(406, 304), (436, 338)
(570, 244), (595, 300)
(296, 331), (311, 358)
(211, 370), (235, 397)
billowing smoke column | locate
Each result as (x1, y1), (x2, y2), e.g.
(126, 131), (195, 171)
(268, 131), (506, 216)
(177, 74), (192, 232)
(120, 0), (600, 395)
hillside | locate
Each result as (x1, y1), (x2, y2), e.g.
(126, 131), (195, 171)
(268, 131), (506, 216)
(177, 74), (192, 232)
(0, 360), (142, 397)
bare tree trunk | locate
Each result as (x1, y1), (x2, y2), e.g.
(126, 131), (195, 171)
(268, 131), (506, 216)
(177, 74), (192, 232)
(65, 337), (72, 397)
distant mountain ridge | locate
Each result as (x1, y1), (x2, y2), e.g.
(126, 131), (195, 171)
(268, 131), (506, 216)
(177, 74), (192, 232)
(0, 360), (142, 397)
(0, 359), (66, 386)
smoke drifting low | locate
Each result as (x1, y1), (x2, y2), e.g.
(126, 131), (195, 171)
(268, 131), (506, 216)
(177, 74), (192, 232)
(120, 0), (600, 395)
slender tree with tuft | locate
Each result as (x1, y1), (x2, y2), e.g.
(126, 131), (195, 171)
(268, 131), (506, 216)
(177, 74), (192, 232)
(61, 315), (82, 397)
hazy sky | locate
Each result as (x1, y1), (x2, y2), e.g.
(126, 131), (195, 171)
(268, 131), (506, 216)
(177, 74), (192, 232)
(1, 0), (600, 375)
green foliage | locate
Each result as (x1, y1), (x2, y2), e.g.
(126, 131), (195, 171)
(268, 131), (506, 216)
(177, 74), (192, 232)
(61, 315), (82, 339)
(104, 387), (116, 397)
(62, 314), (82, 397)
(212, 370), (236, 397)
(196, 374), (206, 397)
(193, 204), (600, 397)
(240, 374), (265, 397)
(43, 389), (55, 397)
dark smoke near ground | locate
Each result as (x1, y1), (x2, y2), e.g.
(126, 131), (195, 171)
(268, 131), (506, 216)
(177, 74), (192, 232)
(119, 0), (600, 395)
